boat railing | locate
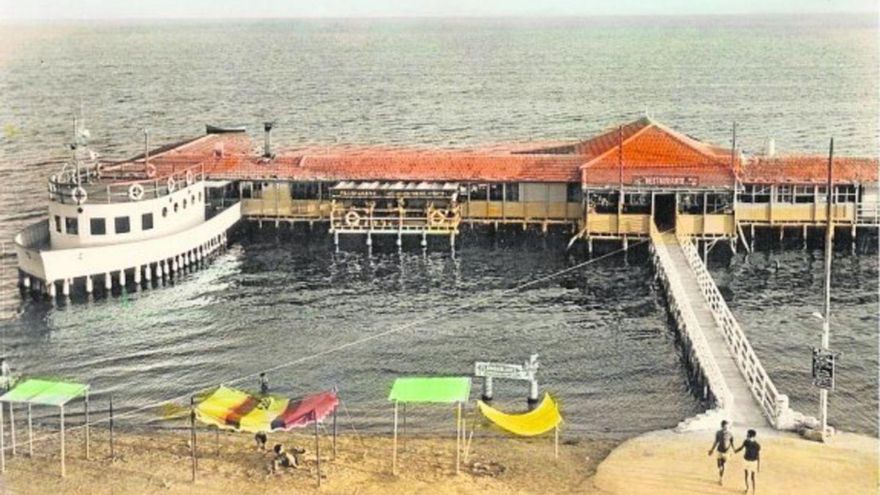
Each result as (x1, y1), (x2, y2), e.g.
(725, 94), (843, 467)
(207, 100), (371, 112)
(675, 232), (792, 427)
(48, 163), (206, 205)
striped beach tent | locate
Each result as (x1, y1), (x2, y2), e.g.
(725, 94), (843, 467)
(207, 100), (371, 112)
(195, 385), (338, 433)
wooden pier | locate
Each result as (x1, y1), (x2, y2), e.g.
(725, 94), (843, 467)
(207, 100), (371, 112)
(650, 222), (812, 431)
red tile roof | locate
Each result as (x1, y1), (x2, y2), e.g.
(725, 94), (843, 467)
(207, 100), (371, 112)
(743, 155), (879, 185)
(580, 118), (737, 188)
(207, 150), (584, 183)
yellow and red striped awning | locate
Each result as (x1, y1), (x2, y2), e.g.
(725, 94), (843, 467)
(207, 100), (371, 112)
(195, 386), (338, 433)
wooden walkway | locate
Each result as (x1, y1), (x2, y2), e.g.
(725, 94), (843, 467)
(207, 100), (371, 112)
(653, 231), (768, 427)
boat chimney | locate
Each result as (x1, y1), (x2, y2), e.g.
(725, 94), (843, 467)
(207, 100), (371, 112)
(263, 122), (275, 159)
(766, 138), (776, 157)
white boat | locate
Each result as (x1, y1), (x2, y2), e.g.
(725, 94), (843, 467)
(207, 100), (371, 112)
(14, 121), (242, 298)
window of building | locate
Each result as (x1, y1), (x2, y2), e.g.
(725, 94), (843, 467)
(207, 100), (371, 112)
(488, 184), (503, 201)
(835, 185), (857, 203)
(162, 206), (169, 217)
(90, 218), (106, 235)
(468, 184), (488, 200)
(142, 213), (154, 230)
(566, 183), (583, 203)
(65, 217), (78, 235)
(115, 216), (130, 234)
(240, 182), (253, 199)
(174, 203), (179, 213)
(794, 185), (815, 204)
(591, 192), (619, 213)
(291, 182), (320, 200)
(54, 215), (62, 233)
(706, 193), (733, 214)
(505, 183), (520, 202)
(775, 185), (793, 203)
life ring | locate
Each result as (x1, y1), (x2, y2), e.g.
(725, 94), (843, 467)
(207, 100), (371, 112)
(145, 163), (157, 178)
(72, 186), (88, 205)
(429, 210), (446, 226)
(185, 170), (194, 186)
(167, 177), (176, 193)
(344, 211), (361, 227)
(129, 183), (145, 201)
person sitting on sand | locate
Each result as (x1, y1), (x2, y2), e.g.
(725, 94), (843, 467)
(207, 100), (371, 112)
(734, 429), (761, 494)
(272, 444), (305, 474)
(254, 432), (268, 450)
(708, 420), (734, 485)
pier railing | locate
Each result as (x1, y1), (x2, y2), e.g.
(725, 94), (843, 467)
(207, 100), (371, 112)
(648, 224), (734, 422)
(675, 233), (795, 429)
(329, 205), (461, 234)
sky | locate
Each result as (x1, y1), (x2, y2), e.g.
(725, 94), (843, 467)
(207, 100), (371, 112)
(0, 0), (877, 20)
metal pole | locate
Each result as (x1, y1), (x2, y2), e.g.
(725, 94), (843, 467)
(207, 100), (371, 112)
(820, 138), (834, 438)
(84, 391), (90, 460)
(392, 401), (398, 475)
(455, 402), (462, 474)
(27, 403), (32, 457)
(332, 405), (338, 461)
(314, 411), (321, 487)
(109, 395), (115, 461)
(190, 396), (196, 482)
(0, 401), (5, 473)
(60, 405), (66, 477)
(402, 403), (407, 452)
(9, 403), (15, 456)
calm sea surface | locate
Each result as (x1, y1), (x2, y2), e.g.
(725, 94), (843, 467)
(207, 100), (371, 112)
(0, 16), (876, 437)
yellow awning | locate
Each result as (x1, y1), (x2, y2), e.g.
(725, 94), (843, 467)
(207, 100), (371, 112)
(477, 393), (562, 437)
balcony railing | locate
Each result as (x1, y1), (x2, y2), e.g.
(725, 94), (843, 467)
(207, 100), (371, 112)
(48, 163), (206, 205)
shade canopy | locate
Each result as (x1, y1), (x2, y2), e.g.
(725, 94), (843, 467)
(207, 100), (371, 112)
(388, 377), (471, 403)
(477, 393), (563, 437)
(0, 379), (89, 407)
(195, 386), (338, 433)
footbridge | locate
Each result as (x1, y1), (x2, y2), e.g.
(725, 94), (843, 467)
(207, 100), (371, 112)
(649, 223), (814, 431)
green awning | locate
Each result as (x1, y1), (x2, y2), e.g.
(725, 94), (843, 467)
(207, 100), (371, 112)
(388, 377), (471, 403)
(0, 379), (88, 406)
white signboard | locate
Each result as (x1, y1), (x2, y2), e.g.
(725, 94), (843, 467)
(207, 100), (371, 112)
(474, 354), (539, 381)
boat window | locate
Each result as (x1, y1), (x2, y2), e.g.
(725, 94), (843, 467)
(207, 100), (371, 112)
(115, 216), (130, 234)
(505, 183), (520, 202)
(65, 217), (78, 235)
(174, 203), (179, 213)
(54, 215), (62, 233)
(183, 199), (188, 209)
(162, 207), (169, 218)
(142, 213), (154, 230)
(90, 218), (106, 236)
(198, 192), (203, 202)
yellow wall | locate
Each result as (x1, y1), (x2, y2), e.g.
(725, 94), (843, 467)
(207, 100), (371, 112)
(676, 214), (735, 236)
(461, 201), (580, 220)
(736, 203), (855, 223)
(585, 213), (650, 235)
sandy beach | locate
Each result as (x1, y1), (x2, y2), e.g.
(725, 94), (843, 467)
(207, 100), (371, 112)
(0, 425), (876, 494)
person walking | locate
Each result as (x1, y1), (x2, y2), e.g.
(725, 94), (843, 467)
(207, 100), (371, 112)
(735, 429), (761, 494)
(708, 420), (735, 485)
(259, 372), (270, 396)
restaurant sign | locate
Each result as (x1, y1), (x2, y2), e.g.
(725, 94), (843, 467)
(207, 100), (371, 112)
(633, 176), (699, 187)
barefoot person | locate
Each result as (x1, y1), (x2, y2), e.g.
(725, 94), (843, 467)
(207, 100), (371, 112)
(708, 420), (734, 485)
(735, 429), (761, 494)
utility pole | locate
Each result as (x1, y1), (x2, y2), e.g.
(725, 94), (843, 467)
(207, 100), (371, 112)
(819, 137), (834, 439)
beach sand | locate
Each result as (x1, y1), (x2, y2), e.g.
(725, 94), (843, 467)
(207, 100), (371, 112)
(0, 427), (617, 494)
(1, 426), (876, 494)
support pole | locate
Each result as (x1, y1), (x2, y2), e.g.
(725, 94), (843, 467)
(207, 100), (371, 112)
(27, 403), (32, 457)
(109, 395), (115, 461)
(1, 401), (5, 473)
(332, 405), (338, 461)
(60, 405), (66, 477)
(9, 403), (15, 456)
(392, 401), (398, 475)
(455, 402), (462, 475)
(820, 138), (834, 439)
(314, 411), (321, 487)
(190, 396), (196, 482)
(555, 426), (559, 460)
(84, 391), (90, 460)
(402, 403), (407, 452)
